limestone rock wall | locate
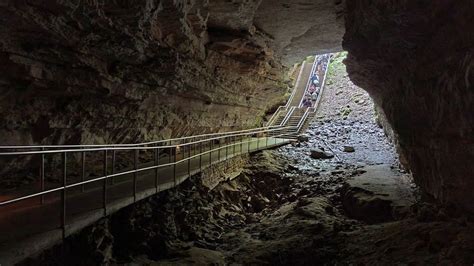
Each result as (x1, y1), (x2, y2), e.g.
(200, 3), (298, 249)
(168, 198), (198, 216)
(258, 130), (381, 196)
(343, 0), (474, 212)
(255, 0), (345, 65)
(0, 0), (288, 145)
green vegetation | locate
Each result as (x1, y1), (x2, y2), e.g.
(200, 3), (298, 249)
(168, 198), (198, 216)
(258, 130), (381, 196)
(326, 51), (348, 86)
(339, 105), (352, 117)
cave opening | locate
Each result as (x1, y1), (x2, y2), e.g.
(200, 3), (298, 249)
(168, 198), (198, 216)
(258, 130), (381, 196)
(0, 0), (473, 265)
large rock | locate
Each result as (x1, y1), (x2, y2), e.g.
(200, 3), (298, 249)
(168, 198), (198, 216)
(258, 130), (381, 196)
(341, 165), (415, 224)
(343, 146), (355, 153)
(310, 149), (334, 159)
(297, 134), (309, 142)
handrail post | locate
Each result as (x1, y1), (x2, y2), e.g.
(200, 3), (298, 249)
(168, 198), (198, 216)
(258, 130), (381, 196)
(199, 141), (202, 171)
(225, 136), (229, 170)
(103, 150), (107, 216)
(155, 145), (159, 193)
(188, 138), (191, 177)
(232, 136), (237, 156)
(133, 149), (138, 202)
(173, 145), (177, 186)
(218, 139), (221, 162)
(240, 135), (243, 153)
(266, 132), (269, 147)
(168, 141), (172, 164)
(61, 152), (67, 240)
(225, 136), (229, 159)
(248, 134), (251, 152)
(209, 140), (212, 166)
(257, 133), (260, 150)
(110, 149), (116, 185)
(40, 147), (45, 204)
(81, 148), (86, 192)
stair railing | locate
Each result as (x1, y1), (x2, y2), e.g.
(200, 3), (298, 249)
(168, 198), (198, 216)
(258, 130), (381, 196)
(298, 56), (319, 107)
(279, 106), (296, 126)
(266, 60), (307, 126)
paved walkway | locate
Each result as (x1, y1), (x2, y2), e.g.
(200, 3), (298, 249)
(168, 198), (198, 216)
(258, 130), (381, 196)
(0, 136), (290, 265)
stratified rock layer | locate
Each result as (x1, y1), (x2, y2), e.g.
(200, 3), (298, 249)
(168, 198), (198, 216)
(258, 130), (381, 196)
(343, 0), (474, 212)
(0, 1), (289, 145)
(255, 0), (345, 65)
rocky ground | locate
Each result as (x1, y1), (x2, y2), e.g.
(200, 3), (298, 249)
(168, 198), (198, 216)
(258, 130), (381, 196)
(23, 53), (474, 265)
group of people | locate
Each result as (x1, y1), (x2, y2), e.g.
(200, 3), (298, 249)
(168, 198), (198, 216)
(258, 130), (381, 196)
(301, 54), (330, 108)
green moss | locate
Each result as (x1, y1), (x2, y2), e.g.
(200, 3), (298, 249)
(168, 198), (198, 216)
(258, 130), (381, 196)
(339, 105), (352, 117)
(327, 51), (348, 80)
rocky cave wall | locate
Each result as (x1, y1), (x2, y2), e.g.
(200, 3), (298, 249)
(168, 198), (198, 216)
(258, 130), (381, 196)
(0, 0), (291, 145)
(0, 0), (345, 146)
(0, 0), (343, 144)
(343, 0), (474, 212)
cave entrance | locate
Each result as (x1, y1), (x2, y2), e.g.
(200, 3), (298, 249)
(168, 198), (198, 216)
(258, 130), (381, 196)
(273, 51), (416, 222)
(286, 51), (404, 167)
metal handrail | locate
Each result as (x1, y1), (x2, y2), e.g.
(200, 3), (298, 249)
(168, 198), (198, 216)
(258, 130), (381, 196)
(0, 127), (293, 207)
(0, 126), (296, 155)
(298, 57), (319, 107)
(311, 55), (331, 109)
(0, 125), (282, 150)
(297, 108), (315, 132)
(266, 60), (308, 126)
(280, 106), (296, 126)
(266, 106), (284, 126)
(285, 61), (306, 108)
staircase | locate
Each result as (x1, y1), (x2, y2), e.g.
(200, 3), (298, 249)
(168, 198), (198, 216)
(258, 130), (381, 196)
(272, 109), (290, 126)
(266, 54), (331, 139)
(288, 60), (314, 107)
(297, 110), (317, 135)
(279, 108), (306, 138)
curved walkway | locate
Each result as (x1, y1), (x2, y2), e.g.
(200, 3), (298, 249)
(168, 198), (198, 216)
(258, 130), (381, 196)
(0, 129), (291, 264)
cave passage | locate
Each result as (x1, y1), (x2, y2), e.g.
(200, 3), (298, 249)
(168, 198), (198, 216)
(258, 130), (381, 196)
(1, 0), (474, 265)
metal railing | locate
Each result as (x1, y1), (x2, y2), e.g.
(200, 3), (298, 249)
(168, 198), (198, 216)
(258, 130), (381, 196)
(312, 55), (331, 109)
(276, 54), (332, 137)
(265, 60), (308, 126)
(0, 125), (282, 150)
(279, 106), (296, 126)
(285, 61), (307, 108)
(266, 106), (285, 126)
(0, 125), (296, 243)
(298, 58), (319, 107)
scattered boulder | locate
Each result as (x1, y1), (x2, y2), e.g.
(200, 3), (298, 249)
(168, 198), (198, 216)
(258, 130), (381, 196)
(310, 149), (334, 159)
(341, 165), (415, 224)
(343, 146), (355, 153)
(297, 134), (309, 142)
(341, 186), (394, 224)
